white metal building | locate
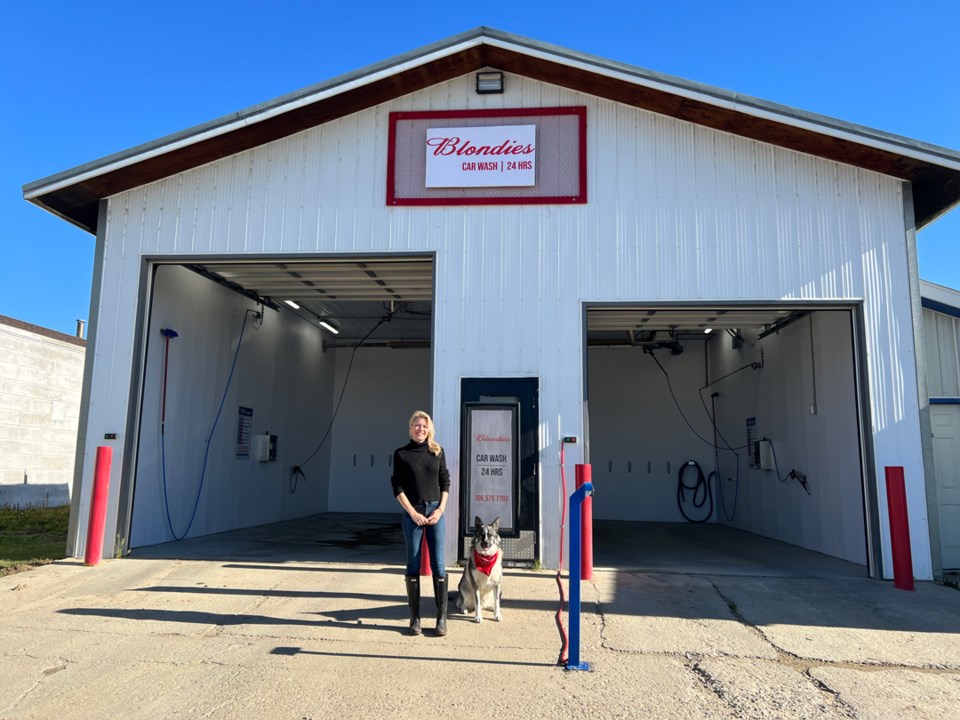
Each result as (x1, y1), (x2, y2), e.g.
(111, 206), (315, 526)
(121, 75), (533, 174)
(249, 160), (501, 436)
(23, 28), (960, 579)
(921, 280), (960, 574)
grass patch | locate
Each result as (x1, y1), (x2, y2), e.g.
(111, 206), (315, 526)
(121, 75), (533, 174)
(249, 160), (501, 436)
(0, 505), (70, 576)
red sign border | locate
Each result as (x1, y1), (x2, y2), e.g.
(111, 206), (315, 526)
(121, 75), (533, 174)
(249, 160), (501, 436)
(387, 106), (587, 206)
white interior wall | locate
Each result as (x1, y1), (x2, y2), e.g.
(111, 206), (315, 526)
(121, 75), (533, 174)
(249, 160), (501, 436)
(327, 347), (431, 513)
(131, 265), (334, 547)
(709, 311), (866, 565)
(588, 311), (866, 566)
(587, 344), (717, 522)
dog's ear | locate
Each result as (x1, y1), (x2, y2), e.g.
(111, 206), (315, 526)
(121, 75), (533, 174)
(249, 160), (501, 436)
(474, 516), (483, 529)
(491, 517), (500, 532)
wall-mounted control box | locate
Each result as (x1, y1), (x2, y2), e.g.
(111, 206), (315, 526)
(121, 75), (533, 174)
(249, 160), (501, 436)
(253, 432), (277, 462)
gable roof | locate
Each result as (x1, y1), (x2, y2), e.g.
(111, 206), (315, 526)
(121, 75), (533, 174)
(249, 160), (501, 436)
(23, 26), (960, 234)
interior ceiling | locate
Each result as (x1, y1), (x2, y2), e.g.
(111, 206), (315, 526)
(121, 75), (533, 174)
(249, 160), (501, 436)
(187, 258), (434, 345)
(586, 306), (806, 347)
(186, 259), (808, 346)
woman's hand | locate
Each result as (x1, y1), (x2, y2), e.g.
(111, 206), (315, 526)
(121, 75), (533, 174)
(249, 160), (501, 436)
(410, 511), (429, 526)
(426, 507), (444, 525)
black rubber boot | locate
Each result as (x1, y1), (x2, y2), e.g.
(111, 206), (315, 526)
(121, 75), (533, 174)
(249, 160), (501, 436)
(433, 575), (448, 637)
(405, 576), (421, 636)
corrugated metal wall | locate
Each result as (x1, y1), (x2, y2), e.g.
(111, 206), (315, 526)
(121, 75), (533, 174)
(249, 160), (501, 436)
(131, 265), (333, 546)
(588, 311), (867, 567)
(924, 308), (960, 397)
(327, 348), (431, 513)
(77, 72), (926, 576)
(709, 312), (866, 565)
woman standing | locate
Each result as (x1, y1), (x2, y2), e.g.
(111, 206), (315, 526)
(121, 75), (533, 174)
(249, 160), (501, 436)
(391, 410), (450, 636)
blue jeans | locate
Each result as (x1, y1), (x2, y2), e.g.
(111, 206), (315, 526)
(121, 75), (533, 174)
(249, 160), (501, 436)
(402, 501), (445, 577)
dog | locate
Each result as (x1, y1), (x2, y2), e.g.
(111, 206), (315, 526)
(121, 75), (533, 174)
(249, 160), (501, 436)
(456, 516), (504, 623)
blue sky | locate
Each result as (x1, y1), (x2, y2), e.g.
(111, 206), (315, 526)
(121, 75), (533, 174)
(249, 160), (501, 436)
(5, 1), (959, 335)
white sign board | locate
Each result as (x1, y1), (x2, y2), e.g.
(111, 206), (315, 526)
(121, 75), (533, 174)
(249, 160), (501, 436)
(467, 406), (516, 530)
(425, 125), (536, 188)
(236, 406), (253, 459)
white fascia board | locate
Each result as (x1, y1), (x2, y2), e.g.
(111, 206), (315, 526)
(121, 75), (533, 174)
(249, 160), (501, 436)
(920, 280), (960, 309)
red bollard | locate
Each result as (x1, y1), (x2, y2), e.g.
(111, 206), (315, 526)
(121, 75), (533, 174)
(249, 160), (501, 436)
(419, 533), (432, 577)
(84, 446), (113, 566)
(576, 463), (593, 580)
(885, 466), (914, 591)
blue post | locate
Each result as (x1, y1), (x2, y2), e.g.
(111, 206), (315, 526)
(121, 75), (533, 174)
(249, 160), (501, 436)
(567, 481), (594, 671)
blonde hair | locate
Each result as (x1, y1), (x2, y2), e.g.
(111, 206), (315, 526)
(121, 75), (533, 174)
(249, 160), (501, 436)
(409, 410), (442, 456)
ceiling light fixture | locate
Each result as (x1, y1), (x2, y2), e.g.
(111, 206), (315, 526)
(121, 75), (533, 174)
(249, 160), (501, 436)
(319, 320), (339, 335)
(284, 300), (300, 309)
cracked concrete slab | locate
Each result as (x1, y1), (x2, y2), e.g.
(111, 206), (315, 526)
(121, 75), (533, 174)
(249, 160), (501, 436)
(591, 571), (778, 658)
(712, 576), (960, 668)
(811, 666), (960, 719)
(2, 546), (959, 719)
(692, 656), (857, 719)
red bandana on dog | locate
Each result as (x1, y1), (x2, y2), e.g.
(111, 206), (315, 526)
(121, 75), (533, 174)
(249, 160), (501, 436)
(473, 550), (500, 576)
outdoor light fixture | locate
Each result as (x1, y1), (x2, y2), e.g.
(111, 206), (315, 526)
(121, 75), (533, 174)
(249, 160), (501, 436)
(475, 71), (504, 94)
(284, 300), (300, 309)
(319, 320), (339, 335)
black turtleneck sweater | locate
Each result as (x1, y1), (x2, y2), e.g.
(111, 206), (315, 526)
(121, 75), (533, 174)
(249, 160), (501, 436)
(391, 440), (451, 504)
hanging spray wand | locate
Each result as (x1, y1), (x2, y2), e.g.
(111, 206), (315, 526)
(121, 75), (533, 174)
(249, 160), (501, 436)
(160, 328), (179, 437)
(159, 328), (179, 540)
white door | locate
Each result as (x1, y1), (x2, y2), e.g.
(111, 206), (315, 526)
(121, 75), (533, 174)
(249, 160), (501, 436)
(932, 405), (960, 571)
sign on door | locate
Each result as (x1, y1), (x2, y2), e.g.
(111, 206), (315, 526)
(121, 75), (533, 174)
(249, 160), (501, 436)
(465, 404), (518, 531)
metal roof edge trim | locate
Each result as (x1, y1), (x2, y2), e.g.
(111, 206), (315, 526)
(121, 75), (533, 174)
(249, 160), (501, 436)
(22, 26), (960, 201)
(920, 279), (960, 309)
(22, 28), (492, 200)
(483, 33), (960, 171)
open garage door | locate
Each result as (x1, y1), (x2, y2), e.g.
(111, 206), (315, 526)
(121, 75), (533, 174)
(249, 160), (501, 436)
(125, 255), (434, 550)
(585, 304), (872, 576)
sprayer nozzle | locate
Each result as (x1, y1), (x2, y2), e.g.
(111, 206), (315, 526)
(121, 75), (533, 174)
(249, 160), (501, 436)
(160, 328), (179, 338)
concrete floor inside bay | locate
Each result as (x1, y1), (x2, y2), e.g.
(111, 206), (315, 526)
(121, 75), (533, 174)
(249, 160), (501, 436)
(129, 512), (867, 580)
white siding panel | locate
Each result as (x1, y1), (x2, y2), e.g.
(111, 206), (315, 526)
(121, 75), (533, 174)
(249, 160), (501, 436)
(923, 310), (944, 397)
(80, 73), (927, 574)
(928, 312), (960, 397)
(751, 143), (777, 298)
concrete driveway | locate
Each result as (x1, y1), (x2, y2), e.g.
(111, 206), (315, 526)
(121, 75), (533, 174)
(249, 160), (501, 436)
(2, 516), (958, 719)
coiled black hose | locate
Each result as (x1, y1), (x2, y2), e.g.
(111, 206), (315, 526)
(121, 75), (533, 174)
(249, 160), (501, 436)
(677, 460), (713, 523)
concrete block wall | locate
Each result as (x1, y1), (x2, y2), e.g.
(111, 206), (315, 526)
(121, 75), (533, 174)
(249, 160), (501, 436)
(0, 315), (85, 507)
